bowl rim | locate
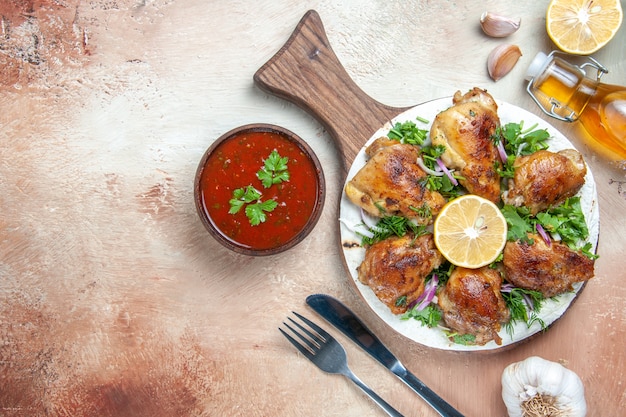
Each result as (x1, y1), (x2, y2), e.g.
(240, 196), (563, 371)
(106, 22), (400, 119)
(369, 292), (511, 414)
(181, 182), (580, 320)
(194, 123), (326, 256)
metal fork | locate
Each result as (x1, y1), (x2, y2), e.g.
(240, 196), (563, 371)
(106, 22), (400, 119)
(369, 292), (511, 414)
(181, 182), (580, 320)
(279, 312), (404, 417)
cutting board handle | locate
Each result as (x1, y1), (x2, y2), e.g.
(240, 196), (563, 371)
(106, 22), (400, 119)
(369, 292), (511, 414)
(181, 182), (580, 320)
(254, 10), (413, 172)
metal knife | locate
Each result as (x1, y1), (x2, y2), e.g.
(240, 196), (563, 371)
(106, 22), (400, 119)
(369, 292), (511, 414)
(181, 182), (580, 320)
(306, 294), (465, 417)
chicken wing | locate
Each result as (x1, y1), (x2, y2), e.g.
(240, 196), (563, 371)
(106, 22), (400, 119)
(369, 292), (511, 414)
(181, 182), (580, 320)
(438, 266), (510, 345)
(430, 88), (501, 202)
(502, 233), (595, 298)
(502, 149), (587, 215)
(345, 137), (446, 225)
(358, 233), (445, 314)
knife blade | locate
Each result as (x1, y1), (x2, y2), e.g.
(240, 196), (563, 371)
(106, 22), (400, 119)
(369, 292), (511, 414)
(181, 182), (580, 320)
(306, 294), (465, 417)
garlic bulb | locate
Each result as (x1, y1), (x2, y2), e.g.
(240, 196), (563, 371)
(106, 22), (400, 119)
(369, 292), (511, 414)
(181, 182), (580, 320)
(480, 12), (521, 37)
(487, 44), (522, 81)
(501, 356), (587, 417)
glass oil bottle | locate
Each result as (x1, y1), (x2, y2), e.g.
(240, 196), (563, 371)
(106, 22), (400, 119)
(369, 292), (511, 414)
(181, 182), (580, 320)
(526, 51), (626, 160)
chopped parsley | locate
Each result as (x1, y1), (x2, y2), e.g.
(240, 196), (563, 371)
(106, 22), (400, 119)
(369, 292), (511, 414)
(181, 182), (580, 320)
(494, 121), (551, 178)
(361, 215), (427, 246)
(498, 121), (551, 156)
(420, 144), (465, 198)
(501, 204), (534, 242)
(387, 118), (429, 145)
(448, 333), (476, 346)
(402, 304), (443, 328)
(537, 197), (596, 258)
(501, 196), (596, 259)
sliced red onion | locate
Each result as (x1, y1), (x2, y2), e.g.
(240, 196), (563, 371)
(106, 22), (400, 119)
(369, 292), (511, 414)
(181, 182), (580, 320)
(500, 283), (534, 311)
(522, 292), (535, 311)
(536, 223), (551, 246)
(360, 208), (380, 229)
(435, 158), (459, 186)
(497, 139), (508, 163)
(413, 274), (439, 311)
(416, 156), (444, 176)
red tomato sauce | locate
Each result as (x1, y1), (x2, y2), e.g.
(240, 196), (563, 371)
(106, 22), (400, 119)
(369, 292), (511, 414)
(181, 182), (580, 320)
(199, 130), (320, 250)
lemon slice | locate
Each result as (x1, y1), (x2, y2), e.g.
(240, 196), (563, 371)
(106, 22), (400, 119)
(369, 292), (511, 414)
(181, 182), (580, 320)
(434, 195), (507, 269)
(546, 0), (623, 55)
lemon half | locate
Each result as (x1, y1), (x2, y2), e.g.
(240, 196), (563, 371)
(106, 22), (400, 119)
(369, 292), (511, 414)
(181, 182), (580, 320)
(434, 195), (508, 269)
(547, 0), (623, 55)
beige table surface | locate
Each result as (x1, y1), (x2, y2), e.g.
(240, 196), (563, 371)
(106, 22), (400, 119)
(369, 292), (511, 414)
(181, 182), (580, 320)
(1, 1), (625, 416)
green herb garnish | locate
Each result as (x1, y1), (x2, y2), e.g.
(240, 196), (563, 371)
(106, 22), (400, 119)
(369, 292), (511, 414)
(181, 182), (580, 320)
(387, 119), (429, 145)
(245, 199), (278, 226)
(361, 215), (427, 246)
(395, 295), (408, 308)
(229, 185), (278, 226)
(501, 204), (534, 242)
(450, 333), (477, 345)
(501, 287), (546, 336)
(536, 197), (595, 257)
(228, 150), (290, 226)
(229, 185), (262, 215)
(494, 122), (551, 178)
(257, 149), (290, 188)
(420, 144), (465, 198)
(501, 197), (596, 259)
(402, 304), (443, 328)
(500, 121), (550, 155)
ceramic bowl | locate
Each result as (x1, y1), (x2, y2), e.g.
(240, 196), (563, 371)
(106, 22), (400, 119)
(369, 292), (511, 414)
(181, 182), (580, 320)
(194, 124), (325, 256)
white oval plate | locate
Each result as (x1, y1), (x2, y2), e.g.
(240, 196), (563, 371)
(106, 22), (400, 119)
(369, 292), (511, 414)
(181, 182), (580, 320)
(339, 97), (599, 351)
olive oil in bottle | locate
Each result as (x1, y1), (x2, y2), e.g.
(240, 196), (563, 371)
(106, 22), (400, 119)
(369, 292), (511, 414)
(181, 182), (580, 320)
(526, 51), (626, 160)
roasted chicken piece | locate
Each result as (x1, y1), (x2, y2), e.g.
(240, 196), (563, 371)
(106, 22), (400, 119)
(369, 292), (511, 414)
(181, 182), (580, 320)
(430, 88), (501, 203)
(358, 233), (445, 314)
(438, 266), (510, 345)
(345, 137), (446, 225)
(502, 149), (587, 215)
(502, 233), (595, 298)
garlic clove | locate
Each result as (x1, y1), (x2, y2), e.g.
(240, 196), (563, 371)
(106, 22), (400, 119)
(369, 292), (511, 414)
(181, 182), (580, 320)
(487, 44), (522, 81)
(480, 12), (521, 38)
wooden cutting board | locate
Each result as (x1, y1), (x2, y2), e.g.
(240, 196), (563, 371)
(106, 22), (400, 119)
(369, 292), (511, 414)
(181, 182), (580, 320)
(254, 9), (596, 353)
(254, 10), (414, 173)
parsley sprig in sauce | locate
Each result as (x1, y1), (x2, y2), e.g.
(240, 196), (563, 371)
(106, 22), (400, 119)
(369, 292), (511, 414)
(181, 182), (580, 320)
(228, 150), (289, 226)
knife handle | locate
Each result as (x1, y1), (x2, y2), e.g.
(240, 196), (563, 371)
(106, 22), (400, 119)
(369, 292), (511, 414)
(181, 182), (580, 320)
(400, 371), (465, 417)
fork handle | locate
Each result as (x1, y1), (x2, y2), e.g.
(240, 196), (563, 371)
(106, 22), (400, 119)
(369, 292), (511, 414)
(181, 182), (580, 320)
(344, 370), (404, 417)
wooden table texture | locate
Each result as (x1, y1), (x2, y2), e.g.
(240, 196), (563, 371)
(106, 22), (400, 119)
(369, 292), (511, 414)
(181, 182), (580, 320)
(1, 1), (625, 416)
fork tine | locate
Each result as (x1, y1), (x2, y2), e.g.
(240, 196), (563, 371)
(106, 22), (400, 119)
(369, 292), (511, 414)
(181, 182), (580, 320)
(279, 327), (317, 358)
(287, 316), (324, 345)
(283, 320), (321, 352)
(293, 311), (331, 340)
